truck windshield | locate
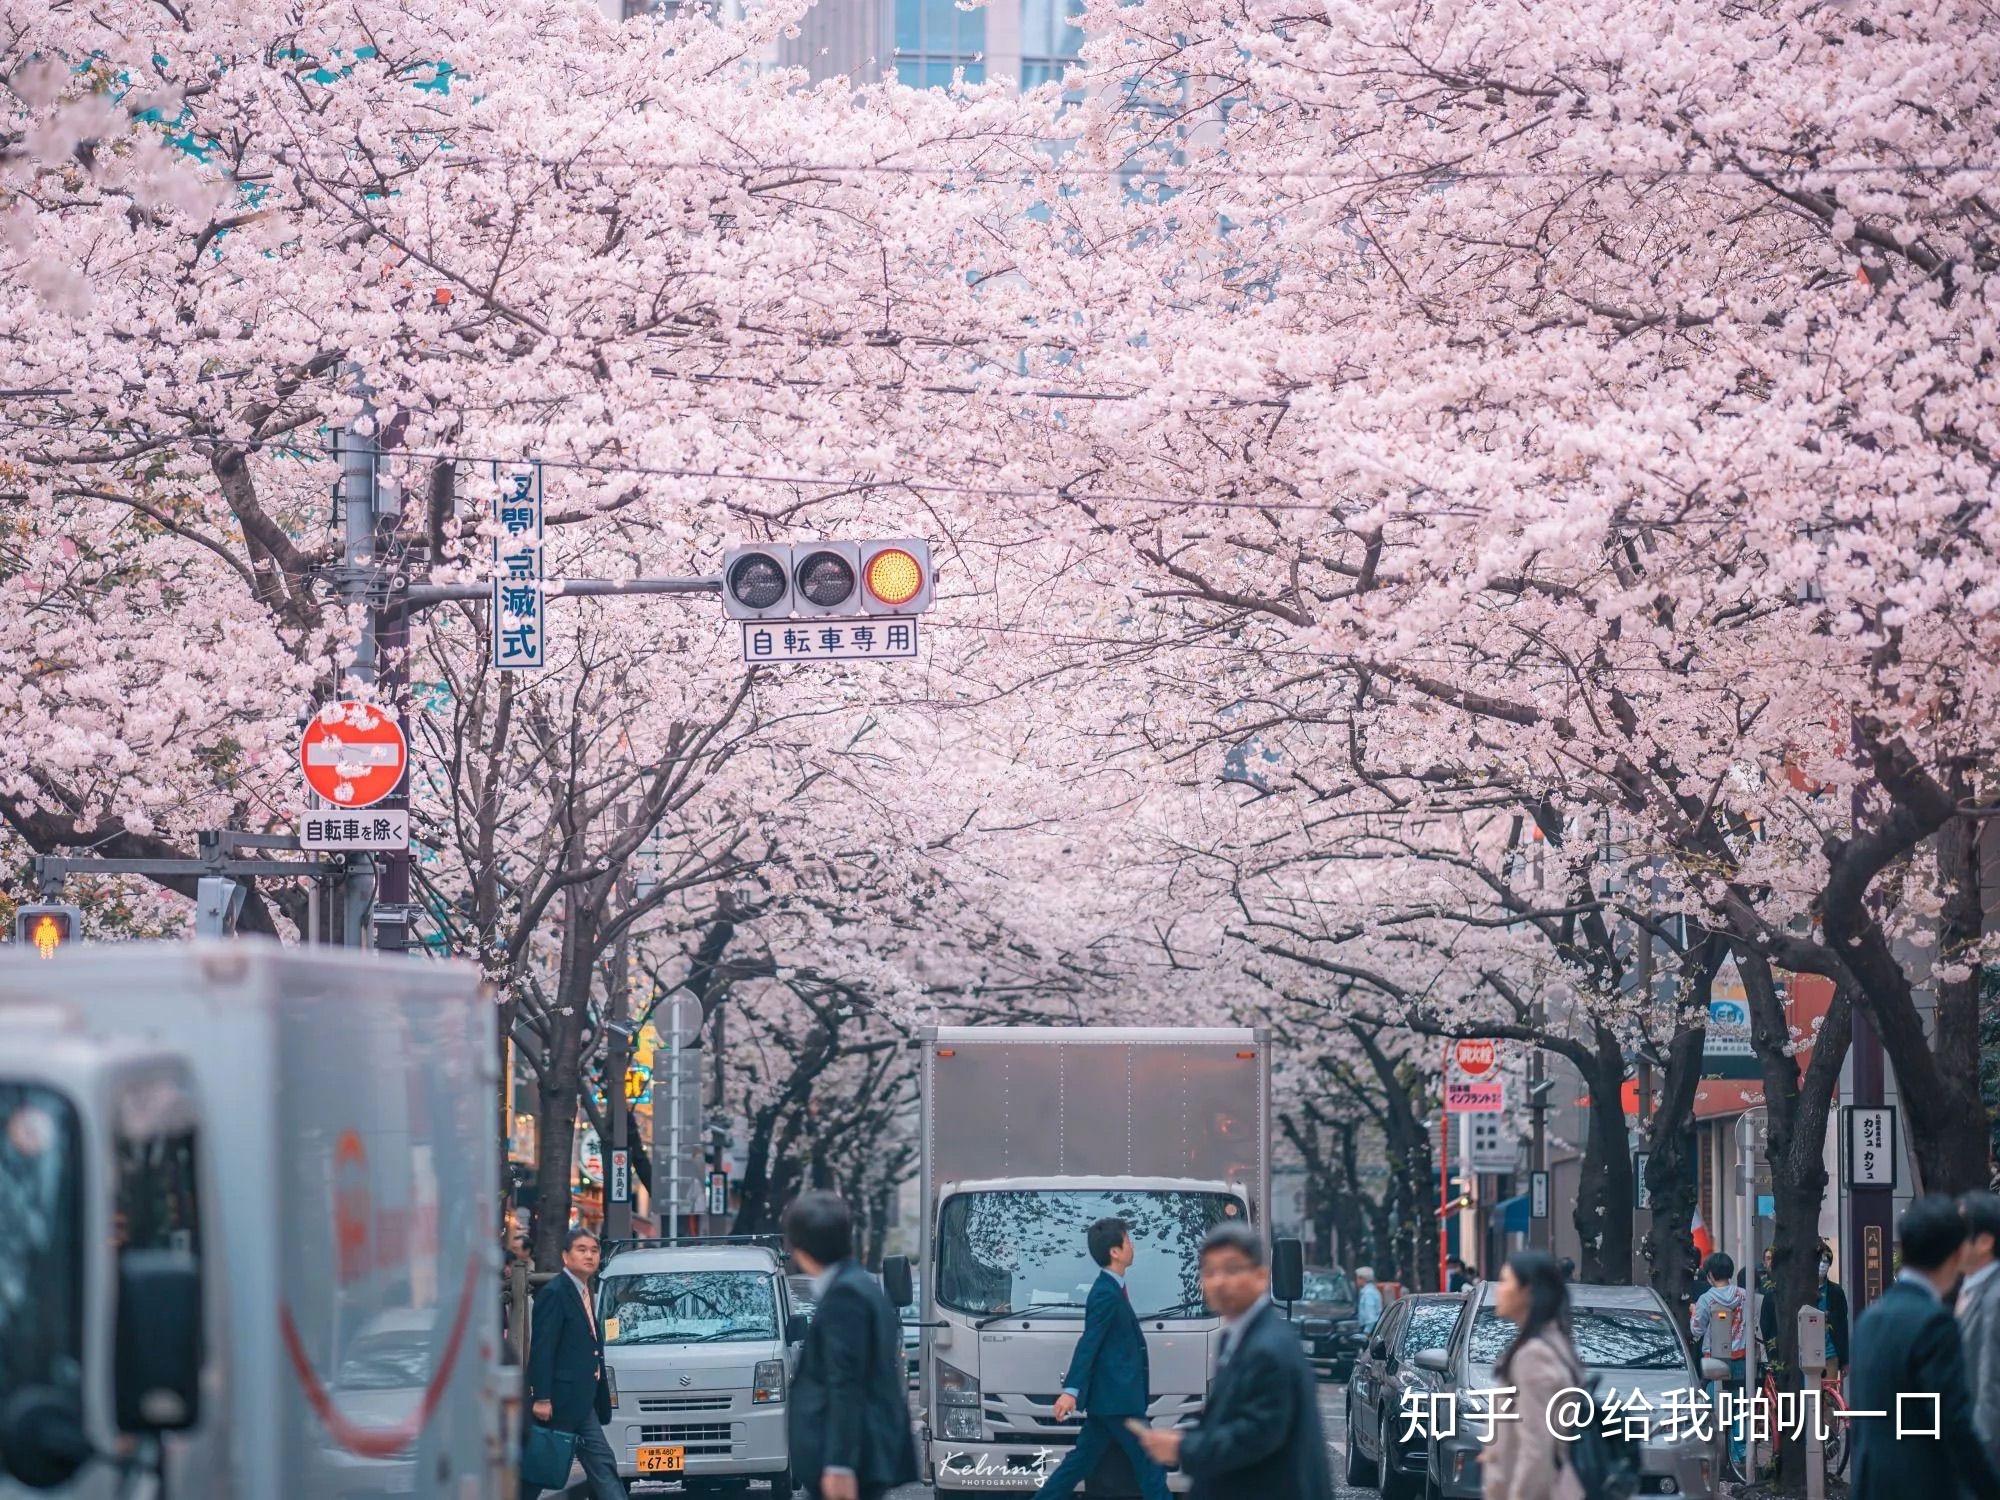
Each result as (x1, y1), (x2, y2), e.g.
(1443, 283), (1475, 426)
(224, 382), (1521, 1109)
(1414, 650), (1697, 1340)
(0, 1084), (84, 1404)
(602, 1271), (778, 1344)
(936, 1189), (1244, 1319)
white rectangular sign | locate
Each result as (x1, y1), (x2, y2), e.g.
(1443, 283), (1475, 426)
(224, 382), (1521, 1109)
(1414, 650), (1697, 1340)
(1463, 1113), (1514, 1172)
(1530, 1170), (1550, 1220)
(609, 1149), (630, 1205)
(1847, 1106), (1897, 1187)
(299, 808), (410, 851)
(492, 463), (546, 671)
(707, 1170), (730, 1216)
(740, 619), (918, 664)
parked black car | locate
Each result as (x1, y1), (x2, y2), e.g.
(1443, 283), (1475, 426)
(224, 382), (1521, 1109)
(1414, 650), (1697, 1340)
(1344, 1291), (1467, 1499)
(1283, 1266), (1365, 1380)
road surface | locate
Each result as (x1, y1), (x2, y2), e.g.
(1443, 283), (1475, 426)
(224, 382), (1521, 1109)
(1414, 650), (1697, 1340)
(881, 1377), (1369, 1499)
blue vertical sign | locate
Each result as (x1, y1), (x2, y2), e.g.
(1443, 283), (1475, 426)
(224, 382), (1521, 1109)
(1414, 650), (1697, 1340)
(491, 463), (545, 670)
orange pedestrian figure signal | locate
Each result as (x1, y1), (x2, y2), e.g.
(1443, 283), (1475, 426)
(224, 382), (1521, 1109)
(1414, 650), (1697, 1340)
(13, 905), (78, 958)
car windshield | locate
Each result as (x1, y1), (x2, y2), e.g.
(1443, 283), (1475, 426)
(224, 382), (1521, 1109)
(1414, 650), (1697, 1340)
(1399, 1300), (1462, 1355)
(603, 1270), (778, 1344)
(0, 1084), (84, 1407)
(1303, 1270), (1353, 1304)
(936, 1188), (1244, 1319)
(1469, 1305), (1687, 1371)
(336, 1329), (434, 1391)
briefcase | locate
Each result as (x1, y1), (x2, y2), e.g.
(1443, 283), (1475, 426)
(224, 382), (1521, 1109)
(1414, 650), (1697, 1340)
(521, 1423), (578, 1490)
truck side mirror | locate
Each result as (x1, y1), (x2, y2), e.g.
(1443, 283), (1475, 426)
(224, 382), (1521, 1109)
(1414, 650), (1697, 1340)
(787, 1312), (809, 1345)
(882, 1255), (914, 1311)
(1271, 1238), (1305, 1304)
(115, 1249), (202, 1432)
(0, 1389), (94, 1490)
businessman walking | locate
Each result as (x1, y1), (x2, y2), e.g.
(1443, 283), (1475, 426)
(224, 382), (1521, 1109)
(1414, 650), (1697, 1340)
(1036, 1217), (1171, 1500)
(521, 1227), (628, 1500)
(1132, 1224), (1332, 1500)
(783, 1192), (919, 1500)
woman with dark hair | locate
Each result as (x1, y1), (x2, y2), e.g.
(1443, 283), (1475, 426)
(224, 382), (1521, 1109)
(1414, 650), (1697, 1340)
(1481, 1252), (1584, 1500)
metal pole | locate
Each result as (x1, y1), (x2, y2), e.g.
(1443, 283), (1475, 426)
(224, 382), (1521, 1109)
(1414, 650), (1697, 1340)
(604, 888), (633, 1244)
(667, 1020), (684, 1243)
(336, 412), (381, 949)
(1738, 1110), (1761, 1476)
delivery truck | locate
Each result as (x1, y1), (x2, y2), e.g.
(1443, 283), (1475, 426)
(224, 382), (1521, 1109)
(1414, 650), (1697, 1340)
(883, 1025), (1299, 1492)
(0, 941), (508, 1500)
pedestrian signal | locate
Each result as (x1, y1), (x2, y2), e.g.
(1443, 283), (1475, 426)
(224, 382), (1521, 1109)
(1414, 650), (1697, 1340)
(13, 904), (81, 958)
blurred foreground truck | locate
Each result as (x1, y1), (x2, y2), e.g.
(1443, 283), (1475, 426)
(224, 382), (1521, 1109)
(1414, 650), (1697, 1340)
(884, 1026), (1299, 1493)
(0, 941), (507, 1499)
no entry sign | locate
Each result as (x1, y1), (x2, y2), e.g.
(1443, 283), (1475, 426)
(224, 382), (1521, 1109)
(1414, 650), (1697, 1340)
(300, 702), (407, 808)
(1454, 1038), (1498, 1077)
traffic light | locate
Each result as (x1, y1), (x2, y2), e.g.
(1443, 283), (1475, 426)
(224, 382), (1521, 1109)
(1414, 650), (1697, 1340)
(721, 540), (933, 620)
(13, 903), (81, 958)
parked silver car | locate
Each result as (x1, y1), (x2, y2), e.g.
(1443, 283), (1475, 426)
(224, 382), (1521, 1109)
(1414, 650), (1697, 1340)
(1416, 1281), (1728, 1500)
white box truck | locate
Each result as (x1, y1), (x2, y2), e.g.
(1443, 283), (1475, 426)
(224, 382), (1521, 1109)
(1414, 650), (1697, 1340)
(0, 941), (508, 1500)
(884, 1026), (1298, 1492)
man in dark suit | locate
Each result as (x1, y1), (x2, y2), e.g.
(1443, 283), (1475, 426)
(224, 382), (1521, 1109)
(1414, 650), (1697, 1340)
(1035, 1217), (1170, 1500)
(1957, 1192), (2000, 1459)
(783, 1192), (918, 1500)
(1132, 1223), (1332, 1500)
(1850, 1196), (2000, 1500)
(522, 1227), (627, 1500)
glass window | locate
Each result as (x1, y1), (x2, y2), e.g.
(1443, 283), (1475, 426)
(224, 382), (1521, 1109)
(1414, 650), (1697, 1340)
(893, 0), (986, 88)
(1470, 1306), (1687, 1371)
(1398, 1300), (1463, 1357)
(936, 1188), (1243, 1319)
(1302, 1269), (1353, 1305)
(335, 1323), (434, 1391)
(0, 1084), (84, 1403)
(603, 1271), (778, 1345)
(1020, 0), (1083, 89)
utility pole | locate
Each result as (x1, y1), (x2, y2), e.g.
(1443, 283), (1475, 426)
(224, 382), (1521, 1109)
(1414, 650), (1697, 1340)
(603, 847), (635, 1244)
(334, 400), (386, 949)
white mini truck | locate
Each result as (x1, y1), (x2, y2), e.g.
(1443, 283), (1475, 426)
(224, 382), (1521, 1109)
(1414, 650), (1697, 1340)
(595, 1238), (806, 1493)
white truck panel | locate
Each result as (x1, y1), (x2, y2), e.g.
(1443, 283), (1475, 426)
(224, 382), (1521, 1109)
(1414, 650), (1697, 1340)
(0, 941), (501, 1500)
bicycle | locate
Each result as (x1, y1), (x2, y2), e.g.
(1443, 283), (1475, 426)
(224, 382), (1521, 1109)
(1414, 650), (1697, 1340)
(1726, 1340), (1851, 1482)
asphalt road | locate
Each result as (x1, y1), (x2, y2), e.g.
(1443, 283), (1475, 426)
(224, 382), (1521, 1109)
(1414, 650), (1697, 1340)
(882, 1378), (1370, 1499)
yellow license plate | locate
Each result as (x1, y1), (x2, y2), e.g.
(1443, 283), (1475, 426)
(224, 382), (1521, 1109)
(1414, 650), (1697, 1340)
(636, 1446), (686, 1473)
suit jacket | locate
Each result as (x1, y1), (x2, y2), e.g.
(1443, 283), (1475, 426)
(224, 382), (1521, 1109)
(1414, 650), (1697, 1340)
(1481, 1332), (1585, 1500)
(787, 1261), (918, 1493)
(1851, 1278), (2000, 1500)
(526, 1270), (611, 1432)
(1062, 1271), (1151, 1416)
(1959, 1269), (2000, 1458)
(1177, 1299), (1332, 1500)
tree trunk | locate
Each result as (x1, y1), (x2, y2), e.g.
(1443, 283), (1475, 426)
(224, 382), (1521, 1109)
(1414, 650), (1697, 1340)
(1574, 1026), (1635, 1284)
(530, 893), (599, 1269)
(1643, 1017), (1708, 1316)
(1737, 948), (1853, 1497)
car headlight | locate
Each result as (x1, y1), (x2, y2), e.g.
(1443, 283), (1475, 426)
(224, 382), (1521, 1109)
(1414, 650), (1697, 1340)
(753, 1359), (785, 1404)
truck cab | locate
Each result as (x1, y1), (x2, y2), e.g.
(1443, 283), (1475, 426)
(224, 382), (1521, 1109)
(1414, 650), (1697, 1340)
(919, 1175), (1249, 1489)
(596, 1239), (805, 1494)
(0, 1033), (217, 1498)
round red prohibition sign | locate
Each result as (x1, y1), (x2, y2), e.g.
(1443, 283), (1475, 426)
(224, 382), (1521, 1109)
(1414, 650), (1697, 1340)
(300, 701), (407, 808)
(1454, 1038), (1498, 1078)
